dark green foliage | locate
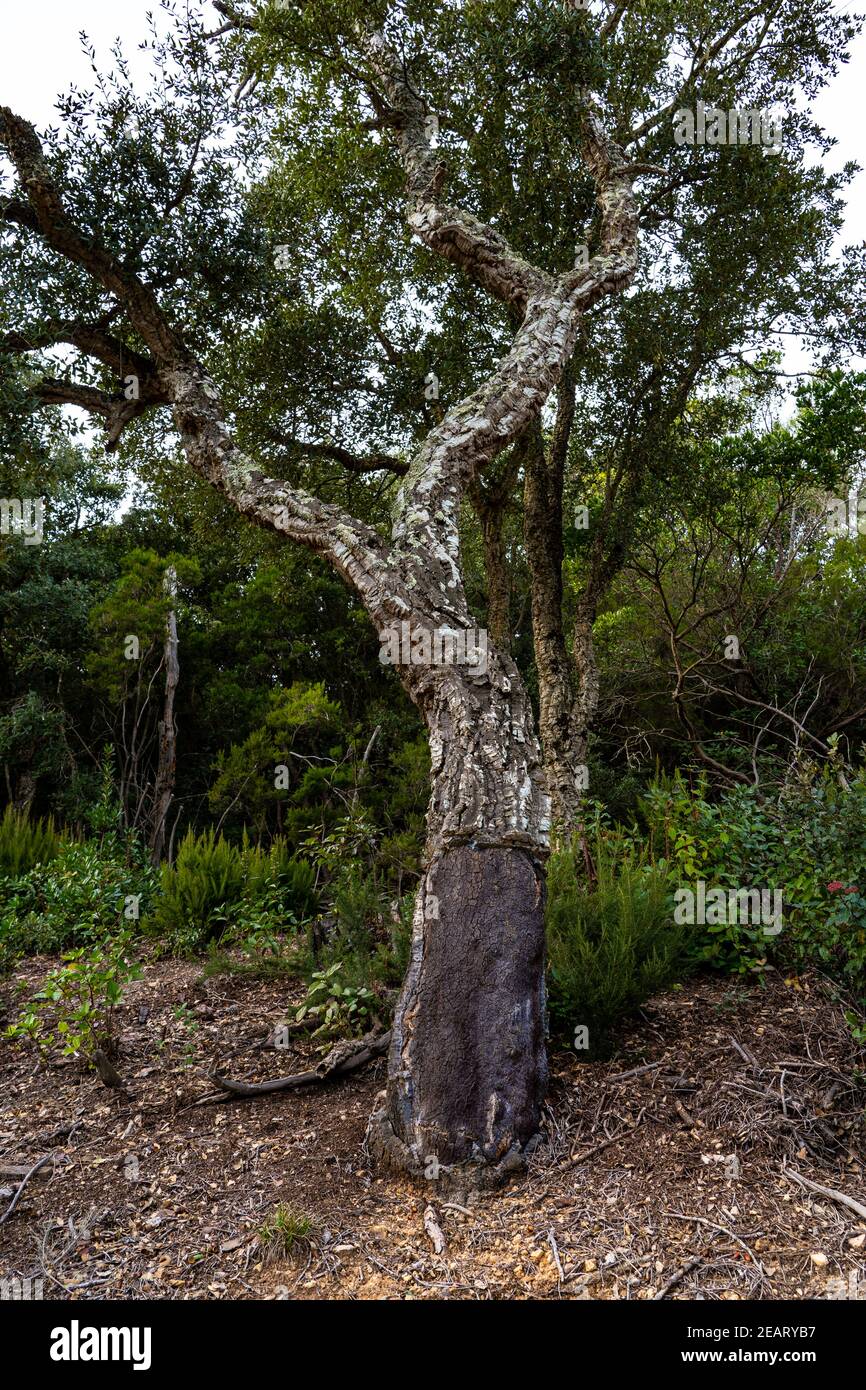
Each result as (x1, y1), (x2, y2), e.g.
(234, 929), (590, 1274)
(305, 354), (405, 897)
(640, 766), (866, 1006)
(148, 828), (247, 947)
(245, 837), (320, 920)
(0, 831), (155, 963)
(147, 827), (320, 950)
(546, 832), (688, 1056)
(307, 864), (411, 993)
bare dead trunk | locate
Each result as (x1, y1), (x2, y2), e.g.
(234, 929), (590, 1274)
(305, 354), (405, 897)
(149, 567), (179, 866)
(12, 768), (36, 815)
(368, 640), (550, 1192)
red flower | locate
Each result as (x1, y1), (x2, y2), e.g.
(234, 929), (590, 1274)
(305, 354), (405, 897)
(827, 881), (858, 894)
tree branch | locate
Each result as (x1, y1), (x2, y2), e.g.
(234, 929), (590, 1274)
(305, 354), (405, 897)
(0, 106), (185, 361)
(0, 106), (395, 591)
(624, 3), (782, 147)
(358, 29), (552, 313)
(269, 433), (407, 476)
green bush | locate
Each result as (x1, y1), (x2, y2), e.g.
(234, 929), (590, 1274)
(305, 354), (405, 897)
(4, 929), (142, 1065)
(312, 864), (408, 992)
(0, 806), (59, 877)
(148, 828), (319, 951)
(295, 960), (377, 1046)
(546, 832), (687, 1056)
(639, 764), (866, 1004)
(0, 834), (154, 959)
(244, 835), (320, 920)
(148, 828), (246, 946)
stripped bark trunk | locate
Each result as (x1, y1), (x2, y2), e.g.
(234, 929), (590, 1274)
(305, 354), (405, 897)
(368, 633), (549, 1189)
(150, 565), (179, 866)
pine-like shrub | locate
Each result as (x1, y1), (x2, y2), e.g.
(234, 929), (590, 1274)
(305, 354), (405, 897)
(546, 833), (687, 1057)
(0, 806), (59, 877)
(150, 828), (246, 945)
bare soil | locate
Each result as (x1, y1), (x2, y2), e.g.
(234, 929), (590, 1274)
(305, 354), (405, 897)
(1, 960), (864, 1301)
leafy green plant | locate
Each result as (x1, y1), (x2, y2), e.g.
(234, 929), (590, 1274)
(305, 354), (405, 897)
(148, 827), (320, 952)
(244, 837), (319, 920)
(4, 931), (141, 1065)
(166, 1003), (200, 1068)
(546, 832), (687, 1056)
(149, 827), (246, 947)
(638, 766), (866, 1002)
(0, 835), (155, 956)
(203, 898), (306, 979)
(295, 960), (377, 1045)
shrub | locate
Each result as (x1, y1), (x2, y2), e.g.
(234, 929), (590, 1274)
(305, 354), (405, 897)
(4, 929), (142, 1067)
(149, 828), (246, 947)
(309, 864), (408, 993)
(203, 898), (306, 979)
(639, 765), (866, 1005)
(257, 1205), (314, 1260)
(244, 836), (319, 920)
(0, 806), (59, 877)
(0, 835), (154, 957)
(546, 832), (687, 1056)
(149, 830), (319, 951)
(295, 960), (377, 1045)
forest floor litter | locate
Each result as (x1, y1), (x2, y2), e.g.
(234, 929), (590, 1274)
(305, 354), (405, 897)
(1, 962), (864, 1301)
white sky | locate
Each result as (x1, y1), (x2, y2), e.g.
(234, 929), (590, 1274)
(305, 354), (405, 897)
(1, 0), (864, 383)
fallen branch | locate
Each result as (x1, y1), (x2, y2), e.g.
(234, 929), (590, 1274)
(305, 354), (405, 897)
(569, 1108), (647, 1165)
(210, 1029), (391, 1098)
(0, 1154), (53, 1228)
(781, 1165), (866, 1222)
(0, 1161), (53, 1180)
(666, 1211), (766, 1279)
(547, 1227), (565, 1282)
(730, 1036), (760, 1069)
(673, 1097), (699, 1128)
(654, 1254), (705, 1300)
(608, 1061), (665, 1083)
(423, 1205), (446, 1254)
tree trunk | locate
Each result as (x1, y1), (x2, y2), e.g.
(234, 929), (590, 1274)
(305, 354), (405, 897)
(149, 566), (179, 866)
(572, 593), (600, 769)
(475, 496), (512, 652)
(522, 422), (583, 828)
(369, 637), (550, 1192)
(468, 450), (521, 654)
